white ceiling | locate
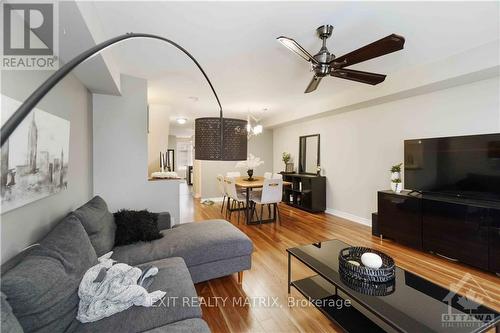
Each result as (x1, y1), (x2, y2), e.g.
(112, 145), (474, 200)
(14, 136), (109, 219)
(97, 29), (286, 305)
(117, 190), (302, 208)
(77, 1), (499, 126)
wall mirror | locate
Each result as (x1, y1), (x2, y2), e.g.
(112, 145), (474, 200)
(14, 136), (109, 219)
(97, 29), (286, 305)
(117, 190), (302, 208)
(167, 149), (175, 171)
(299, 134), (320, 174)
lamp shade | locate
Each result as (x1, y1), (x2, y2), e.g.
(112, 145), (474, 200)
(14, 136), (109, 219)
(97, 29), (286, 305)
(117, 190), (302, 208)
(195, 117), (247, 160)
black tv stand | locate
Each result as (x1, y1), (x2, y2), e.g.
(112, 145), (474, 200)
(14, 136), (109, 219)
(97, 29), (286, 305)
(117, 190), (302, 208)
(376, 190), (500, 274)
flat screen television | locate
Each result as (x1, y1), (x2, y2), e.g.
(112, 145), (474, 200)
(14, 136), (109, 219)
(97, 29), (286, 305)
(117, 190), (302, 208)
(404, 133), (500, 202)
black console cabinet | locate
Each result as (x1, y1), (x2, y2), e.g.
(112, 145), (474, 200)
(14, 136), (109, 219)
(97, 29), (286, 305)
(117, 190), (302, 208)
(376, 190), (500, 273)
(422, 197), (490, 270)
(489, 208), (500, 273)
(378, 191), (422, 249)
(282, 173), (326, 213)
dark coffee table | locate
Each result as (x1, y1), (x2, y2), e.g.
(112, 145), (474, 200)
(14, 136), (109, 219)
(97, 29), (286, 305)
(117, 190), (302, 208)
(287, 239), (499, 333)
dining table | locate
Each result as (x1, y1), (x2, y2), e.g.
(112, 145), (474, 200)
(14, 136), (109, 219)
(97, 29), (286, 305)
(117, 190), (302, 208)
(234, 176), (292, 224)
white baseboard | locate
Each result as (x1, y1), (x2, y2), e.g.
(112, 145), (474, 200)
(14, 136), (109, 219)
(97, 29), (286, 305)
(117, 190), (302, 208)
(200, 197), (225, 203)
(325, 208), (371, 227)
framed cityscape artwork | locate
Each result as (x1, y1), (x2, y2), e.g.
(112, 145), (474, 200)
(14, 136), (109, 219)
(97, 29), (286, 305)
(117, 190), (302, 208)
(1, 95), (70, 213)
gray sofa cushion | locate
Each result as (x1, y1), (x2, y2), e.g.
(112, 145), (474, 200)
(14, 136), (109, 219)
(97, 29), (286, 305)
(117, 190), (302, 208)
(73, 196), (116, 256)
(142, 318), (210, 333)
(73, 257), (201, 333)
(1, 292), (23, 333)
(157, 212), (172, 230)
(111, 220), (253, 267)
(188, 255), (251, 284)
(1, 215), (97, 333)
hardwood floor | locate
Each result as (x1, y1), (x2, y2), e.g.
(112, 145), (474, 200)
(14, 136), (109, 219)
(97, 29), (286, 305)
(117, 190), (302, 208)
(186, 198), (500, 333)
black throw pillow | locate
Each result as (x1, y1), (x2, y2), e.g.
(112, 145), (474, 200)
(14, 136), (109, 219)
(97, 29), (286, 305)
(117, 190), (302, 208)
(113, 210), (163, 246)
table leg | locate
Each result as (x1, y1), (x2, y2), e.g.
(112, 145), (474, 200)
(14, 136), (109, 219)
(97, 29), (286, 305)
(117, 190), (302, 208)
(246, 187), (250, 224)
(288, 252), (291, 294)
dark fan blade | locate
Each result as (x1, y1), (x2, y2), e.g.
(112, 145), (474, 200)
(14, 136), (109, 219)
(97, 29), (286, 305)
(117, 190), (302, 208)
(332, 69), (386, 85)
(277, 36), (318, 63)
(304, 75), (322, 93)
(331, 34), (405, 68)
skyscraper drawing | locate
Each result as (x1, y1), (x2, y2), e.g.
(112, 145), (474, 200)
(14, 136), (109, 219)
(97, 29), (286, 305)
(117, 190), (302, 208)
(1, 139), (9, 195)
(27, 113), (38, 173)
(60, 149), (64, 188)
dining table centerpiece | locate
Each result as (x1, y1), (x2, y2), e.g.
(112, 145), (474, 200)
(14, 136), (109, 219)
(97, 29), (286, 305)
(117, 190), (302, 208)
(235, 154), (264, 181)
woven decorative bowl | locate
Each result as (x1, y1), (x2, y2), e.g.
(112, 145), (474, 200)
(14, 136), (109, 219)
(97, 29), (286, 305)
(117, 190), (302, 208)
(340, 273), (395, 296)
(338, 247), (395, 283)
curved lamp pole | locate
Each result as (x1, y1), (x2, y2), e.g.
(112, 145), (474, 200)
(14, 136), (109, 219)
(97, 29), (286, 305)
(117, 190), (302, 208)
(0, 33), (223, 147)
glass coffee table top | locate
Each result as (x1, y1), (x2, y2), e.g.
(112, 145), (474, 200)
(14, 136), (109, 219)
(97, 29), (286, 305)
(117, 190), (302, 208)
(287, 239), (499, 333)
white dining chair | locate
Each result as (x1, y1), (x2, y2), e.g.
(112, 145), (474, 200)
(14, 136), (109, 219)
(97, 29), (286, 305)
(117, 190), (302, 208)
(272, 173), (283, 179)
(216, 174), (229, 214)
(224, 177), (248, 224)
(258, 172), (273, 193)
(226, 171), (248, 196)
(250, 178), (283, 224)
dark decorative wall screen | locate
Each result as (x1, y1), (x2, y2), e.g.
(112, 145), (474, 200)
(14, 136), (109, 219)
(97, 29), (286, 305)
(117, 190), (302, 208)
(195, 118), (247, 160)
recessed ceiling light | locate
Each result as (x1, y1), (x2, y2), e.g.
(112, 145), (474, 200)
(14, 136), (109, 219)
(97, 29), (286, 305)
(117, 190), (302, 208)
(177, 117), (187, 125)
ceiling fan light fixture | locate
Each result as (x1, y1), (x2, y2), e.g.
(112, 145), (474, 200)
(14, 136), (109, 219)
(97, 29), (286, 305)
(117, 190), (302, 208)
(277, 26), (405, 93)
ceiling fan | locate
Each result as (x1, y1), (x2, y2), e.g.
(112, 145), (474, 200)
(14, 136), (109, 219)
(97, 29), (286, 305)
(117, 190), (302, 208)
(277, 25), (405, 93)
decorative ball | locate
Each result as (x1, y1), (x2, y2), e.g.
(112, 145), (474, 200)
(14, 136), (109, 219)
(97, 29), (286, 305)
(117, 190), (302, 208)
(348, 260), (360, 267)
(361, 252), (383, 269)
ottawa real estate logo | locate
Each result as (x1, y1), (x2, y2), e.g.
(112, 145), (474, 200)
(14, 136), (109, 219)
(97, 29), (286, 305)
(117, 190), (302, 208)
(2, 2), (58, 70)
(441, 273), (496, 330)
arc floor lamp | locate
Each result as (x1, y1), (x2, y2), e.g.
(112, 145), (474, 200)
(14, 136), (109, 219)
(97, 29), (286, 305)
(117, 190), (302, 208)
(0, 33), (247, 161)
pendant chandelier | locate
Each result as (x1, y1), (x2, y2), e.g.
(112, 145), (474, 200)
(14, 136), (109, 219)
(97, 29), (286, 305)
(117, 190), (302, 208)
(194, 116), (247, 161)
(246, 113), (263, 139)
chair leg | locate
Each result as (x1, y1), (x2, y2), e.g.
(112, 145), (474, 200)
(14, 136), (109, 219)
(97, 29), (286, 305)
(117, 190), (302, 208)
(259, 204), (264, 225)
(229, 199), (234, 219)
(237, 271), (243, 284)
(221, 195), (225, 213)
(275, 203), (280, 223)
(269, 204), (276, 221)
(237, 201), (241, 225)
(251, 202), (256, 223)
(267, 204), (271, 219)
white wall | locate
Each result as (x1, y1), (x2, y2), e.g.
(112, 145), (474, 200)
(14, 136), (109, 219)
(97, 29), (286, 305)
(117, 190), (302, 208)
(273, 77), (500, 225)
(93, 75), (181, 223)
(198, 129), (274, 199)
(1, 71), (93, 263)
(147, 104), (170, 176)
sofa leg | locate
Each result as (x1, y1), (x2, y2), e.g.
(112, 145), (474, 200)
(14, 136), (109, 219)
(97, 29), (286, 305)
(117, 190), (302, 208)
(237, 271), (243, 284)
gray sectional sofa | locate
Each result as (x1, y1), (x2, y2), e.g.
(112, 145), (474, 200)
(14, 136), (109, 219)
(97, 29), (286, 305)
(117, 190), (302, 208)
(1, 196), (253, 333)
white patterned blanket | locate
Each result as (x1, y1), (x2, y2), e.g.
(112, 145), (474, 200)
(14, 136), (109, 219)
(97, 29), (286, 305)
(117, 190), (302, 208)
(77, 252), (165, 323)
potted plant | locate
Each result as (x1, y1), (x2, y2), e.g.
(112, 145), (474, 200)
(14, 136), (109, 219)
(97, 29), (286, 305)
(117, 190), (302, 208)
(235, 154), (264, 180)
(390, 163), (403, 181)
(391, 178), (402, 193)
(282, 152), (293, 173)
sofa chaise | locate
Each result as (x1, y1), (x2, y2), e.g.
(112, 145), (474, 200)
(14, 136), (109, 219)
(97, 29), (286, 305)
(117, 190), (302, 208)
(1, 196), (253, 333)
